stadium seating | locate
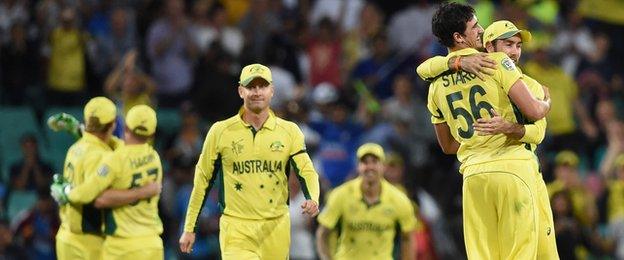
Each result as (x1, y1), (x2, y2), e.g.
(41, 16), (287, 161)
(0, 107), (46, 182)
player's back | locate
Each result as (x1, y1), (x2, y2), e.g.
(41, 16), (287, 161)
(61, 132), (114, 234)
(427, 49), (534, 172)
(103, 143), (163, 237)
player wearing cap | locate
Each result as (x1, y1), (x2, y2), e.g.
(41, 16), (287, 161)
(316, 143), (416, 260)
(420, 3), (552, 259)
(53, 97), (156, 259)
(178, 63), (320, 259)
(416, 20), (559, 259)
(51, 105), (163, 259)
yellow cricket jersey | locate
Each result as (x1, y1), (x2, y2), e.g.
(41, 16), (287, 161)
(318, 177), (417, 260)
(183, 109), (320, 232)
(60, 132), (115, 235)
(524, 61), (578, 135)
(607, 180), (624, 222)
(416, 53), (547, 152)
(67, 143), (163, 238)
(425, 48), (535, 173)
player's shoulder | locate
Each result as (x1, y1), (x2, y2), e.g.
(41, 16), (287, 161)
(275, 116), (300, 133)
(331, 178), (360, 197)
(210, 115), (240, 133)
(486, 51), (509, 61)
(383, 181), (412, 205)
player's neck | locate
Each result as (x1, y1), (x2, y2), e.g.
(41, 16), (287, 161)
(242, 108), (270, 130)
(361, 179), (381, 202)
(90, 131), (111, 143)
(449, 43), (471, 53)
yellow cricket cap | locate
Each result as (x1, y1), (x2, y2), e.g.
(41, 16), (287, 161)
(555, 150), (579, 167)
(357, 143), (385, 162)
(239, 63), (272, 87)
(125, 105), (157, 136)
(483, 20), (532, 46)
(84, 97), (117, 125)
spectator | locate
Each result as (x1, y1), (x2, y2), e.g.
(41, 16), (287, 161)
(387, 1), (435, 56)
(191, 43), (241, 122)
(191, 0), (244, 58)
(351, 33), (398, 100)
(0, 219), (25, 258)
(0, 0), (29, 43)
(307, 17), (342, 88)
(104, 49), (155, 117)
(12, 188), (59, 260)
(547, 151), (598, 228)
(46, 7), (89, 106)
(0, 22), (41, 105)
(524, 48), (597, 157)
(238, 0), (280, 62)
(9, 134), (53, 193)
(146, 0), (197, 107)
(93, 7), (138, 77)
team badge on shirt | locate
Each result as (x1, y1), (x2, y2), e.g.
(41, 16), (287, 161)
(502, 58), (516, 71)
(231, 139), (244, 156)
(270, 141), (284, 152)
(98, 165), (109, 177)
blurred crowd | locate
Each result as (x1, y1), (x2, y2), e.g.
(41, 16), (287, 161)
(0, 0), (623, 259)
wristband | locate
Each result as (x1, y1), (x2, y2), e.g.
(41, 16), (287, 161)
(454, 56), (462, 71)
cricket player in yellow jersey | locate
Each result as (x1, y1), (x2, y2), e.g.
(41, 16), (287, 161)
(422, 3), (552, 259)
(316, 143), (416, 260)
(417, 20), (559, 259)
(178, 63), (320, 259)
(54, 96), (123, 260)
(52, 105), (163, 259)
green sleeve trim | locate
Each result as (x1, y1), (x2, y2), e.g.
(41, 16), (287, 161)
(104, 208), (116, 235)
(289, 157), (311, 200)
(81, 203), (103, 235)
(194, 154), (222, 233)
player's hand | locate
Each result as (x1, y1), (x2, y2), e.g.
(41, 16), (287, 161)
(460, 53), (496, 80)
(179, 232), (196, 254)
(541, 85), (551, 102)
(137, 182), (162, 199)
(50, 174), (70, 205)
(47, 113), (82, 138)
(473, 109), (511, 136)
(301, 199), (319, 217)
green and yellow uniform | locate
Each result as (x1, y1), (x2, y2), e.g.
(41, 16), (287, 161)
(57, 133), (112, 260)
(318, 177), (416, 260)
(67, 143), (163, 259)
(423, 48), (538, 259)
(56, 97), (120, 260)
(183, 109), (320, 259)
(417, 52), (557, 259)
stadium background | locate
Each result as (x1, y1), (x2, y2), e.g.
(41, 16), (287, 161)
(0, 0), (623, 259)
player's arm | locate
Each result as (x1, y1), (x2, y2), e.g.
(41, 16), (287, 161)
(508, 81), (550, 121)
(66, 156), (118, 204)
(473, 109), (547, 144)
(290, 124), (320, 216)
(434, 123), (459, 154)
(397, 196), (418, 260)
(496, 55), (550, 122)
(416, 53), (496, 82)
(180, 125), (220, 253)
(316, 225), (333, 260)
(316, 189), (342, 260)
(401, 231), (415, 260)
(93, 182), (162, 208)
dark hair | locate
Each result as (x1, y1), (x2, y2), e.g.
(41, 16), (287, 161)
(432, 2), (476, 48)
(85, 117), (114, 133)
